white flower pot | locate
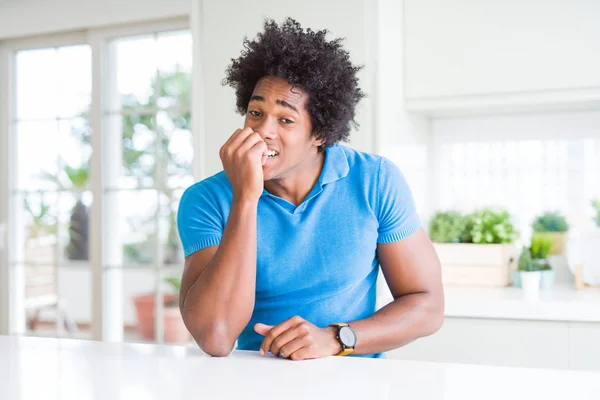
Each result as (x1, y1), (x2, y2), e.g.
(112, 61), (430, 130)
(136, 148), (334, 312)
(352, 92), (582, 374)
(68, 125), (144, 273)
(520, 271), (541, 300)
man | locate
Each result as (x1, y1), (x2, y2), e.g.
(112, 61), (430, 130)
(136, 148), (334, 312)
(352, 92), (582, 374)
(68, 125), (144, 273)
(177, 18), (443, 360)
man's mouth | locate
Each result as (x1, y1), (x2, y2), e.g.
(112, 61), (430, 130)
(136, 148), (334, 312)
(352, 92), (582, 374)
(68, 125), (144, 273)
(266, 149), (279, 158)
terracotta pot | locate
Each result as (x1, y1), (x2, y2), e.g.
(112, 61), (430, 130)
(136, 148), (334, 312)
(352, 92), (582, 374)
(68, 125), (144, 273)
(132, 294), (191, 344)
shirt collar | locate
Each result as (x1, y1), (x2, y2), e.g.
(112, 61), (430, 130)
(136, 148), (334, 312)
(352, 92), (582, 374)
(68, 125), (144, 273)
(319, 144), (350, 187)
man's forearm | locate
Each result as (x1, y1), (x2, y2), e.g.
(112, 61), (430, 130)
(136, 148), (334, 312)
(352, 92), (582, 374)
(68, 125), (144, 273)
(182, 200), (258, 354)
(346, 292), (444, 355)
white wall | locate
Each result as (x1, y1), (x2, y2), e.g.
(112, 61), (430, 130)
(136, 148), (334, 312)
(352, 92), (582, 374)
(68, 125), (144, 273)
(0, 0), (192, 40)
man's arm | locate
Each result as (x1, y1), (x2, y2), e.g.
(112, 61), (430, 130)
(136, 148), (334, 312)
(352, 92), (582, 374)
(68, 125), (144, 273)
(347, 227), (444, 355)
(179, 127), (267, 357)
(179, 200), (258, 357)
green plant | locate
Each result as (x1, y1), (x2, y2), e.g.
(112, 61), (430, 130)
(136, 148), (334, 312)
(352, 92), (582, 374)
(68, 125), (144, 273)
(518, 247), (536, 272)
(532, 211), (569, 233)
(163, 276), (182, 308)
(530, 234), (552, 260)
(428, 211), (468, 243)
(593, 200), (600, 228)
(463, 209), (518, 244)
(164, 276), (181, 292)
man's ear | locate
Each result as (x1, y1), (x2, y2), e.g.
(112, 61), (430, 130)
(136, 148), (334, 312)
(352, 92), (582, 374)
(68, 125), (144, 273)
(312, 133), (325, 147)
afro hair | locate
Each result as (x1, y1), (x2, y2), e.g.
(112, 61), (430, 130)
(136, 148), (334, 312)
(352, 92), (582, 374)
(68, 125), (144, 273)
(223, 17), (365, 151)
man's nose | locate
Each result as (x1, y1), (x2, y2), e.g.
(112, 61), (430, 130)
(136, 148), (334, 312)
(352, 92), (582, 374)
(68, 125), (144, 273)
(254, 118), (277, 141)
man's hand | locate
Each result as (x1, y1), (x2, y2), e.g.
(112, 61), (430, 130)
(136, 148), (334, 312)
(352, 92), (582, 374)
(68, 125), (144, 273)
(254, 316), (342, 360)
(219, 127), (268, 204)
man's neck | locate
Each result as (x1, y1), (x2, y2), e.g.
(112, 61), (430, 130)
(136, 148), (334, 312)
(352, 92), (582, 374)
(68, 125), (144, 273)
(264, 151), (325, 206)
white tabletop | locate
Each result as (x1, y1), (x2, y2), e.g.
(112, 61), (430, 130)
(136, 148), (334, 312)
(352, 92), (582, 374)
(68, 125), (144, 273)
(1, 336), (599, 400)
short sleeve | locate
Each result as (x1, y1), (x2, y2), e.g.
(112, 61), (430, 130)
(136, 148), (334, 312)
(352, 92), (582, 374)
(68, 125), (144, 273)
(177, 182), (225, 257)
(376, 157), (422, 244)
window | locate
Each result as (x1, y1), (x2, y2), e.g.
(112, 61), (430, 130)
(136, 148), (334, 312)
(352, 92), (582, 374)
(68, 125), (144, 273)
(11, 43), (92, 338)
(103, 29), (193, 343)
(430, 112), (600, 241)
(3, 19), (194, 344)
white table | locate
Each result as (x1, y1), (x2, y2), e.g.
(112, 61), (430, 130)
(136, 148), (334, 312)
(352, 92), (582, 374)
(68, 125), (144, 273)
(1, 336), (599, 400)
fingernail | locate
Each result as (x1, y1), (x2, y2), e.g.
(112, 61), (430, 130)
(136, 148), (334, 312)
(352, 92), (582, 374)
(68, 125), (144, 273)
(260, 349), (264, 356)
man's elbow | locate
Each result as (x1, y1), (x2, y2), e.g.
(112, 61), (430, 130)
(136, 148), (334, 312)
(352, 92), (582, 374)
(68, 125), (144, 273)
(187, 320), (236, 357)
(425, 294), (445, 336)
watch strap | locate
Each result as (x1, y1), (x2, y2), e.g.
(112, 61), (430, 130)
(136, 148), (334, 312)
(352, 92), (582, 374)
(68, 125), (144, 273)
(329, 323), (354, 356)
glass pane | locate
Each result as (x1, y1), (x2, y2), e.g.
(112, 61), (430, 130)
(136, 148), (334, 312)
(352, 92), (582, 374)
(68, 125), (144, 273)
(105, 114), (156, 189)
(15, 48), (59, 120)
(24, 263), (58, 338)
(156, 31), (192, 109)
(124, 267), (190, 344)
(58, 117), (91, 190)
(157, 30), (192, 75)
(156, 109), (193, 190)
(104, 190), (158, 266)
(21, 192), (58, 265)
(112, 35), (156, 111)
(60, 191), (92, 262)
(125, 267), (157, 344)
(56, 264), (92, 340)
(160, 189), (184, 266)
(160, 267), (190, 345)
(16, 120), (59, 191)
(56, 45), (92, 118)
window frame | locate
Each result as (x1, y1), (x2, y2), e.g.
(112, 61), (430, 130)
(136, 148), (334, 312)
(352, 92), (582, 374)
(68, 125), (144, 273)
(0, 17), (194, 343)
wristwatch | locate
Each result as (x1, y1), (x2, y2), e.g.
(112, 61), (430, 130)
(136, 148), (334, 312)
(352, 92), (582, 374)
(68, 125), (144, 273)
(329, 323), (357, 356)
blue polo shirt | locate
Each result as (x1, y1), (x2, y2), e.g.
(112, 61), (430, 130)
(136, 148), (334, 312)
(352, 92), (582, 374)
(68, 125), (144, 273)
(177, 144), (421, 358)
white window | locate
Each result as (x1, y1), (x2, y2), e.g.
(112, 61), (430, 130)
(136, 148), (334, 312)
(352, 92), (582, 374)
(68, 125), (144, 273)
(1, 19), (194, 344)
(429, 112), (600, 241)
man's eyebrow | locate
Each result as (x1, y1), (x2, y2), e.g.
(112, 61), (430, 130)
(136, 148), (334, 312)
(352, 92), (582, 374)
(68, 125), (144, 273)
(249, 95), (299, 114)
(276, 99), (299, 114)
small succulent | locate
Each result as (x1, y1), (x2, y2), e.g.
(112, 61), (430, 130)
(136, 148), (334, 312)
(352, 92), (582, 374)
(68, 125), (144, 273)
(530, 234), (552, 260)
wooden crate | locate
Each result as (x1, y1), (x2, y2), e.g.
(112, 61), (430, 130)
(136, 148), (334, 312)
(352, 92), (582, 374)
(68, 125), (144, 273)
(434, 243), (519, 287)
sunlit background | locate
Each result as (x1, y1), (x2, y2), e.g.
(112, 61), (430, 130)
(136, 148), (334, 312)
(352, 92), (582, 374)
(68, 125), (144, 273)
(1, 0), (599, 373)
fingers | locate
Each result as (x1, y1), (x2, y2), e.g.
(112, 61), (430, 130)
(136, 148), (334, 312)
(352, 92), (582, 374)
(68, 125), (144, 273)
(287, 346), (314, 361)
(269, 325), (305, 357)
(275, 326), (313, 359)
(219, 127), (254, 159)
(238, 130), (266, 156)
(258, 316), (303, 356)
(253, 323), (272, 336)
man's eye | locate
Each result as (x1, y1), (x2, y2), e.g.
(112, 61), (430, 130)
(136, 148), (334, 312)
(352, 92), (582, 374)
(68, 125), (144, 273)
(281, 118), (294, 124)
(249, 110), (261, 117)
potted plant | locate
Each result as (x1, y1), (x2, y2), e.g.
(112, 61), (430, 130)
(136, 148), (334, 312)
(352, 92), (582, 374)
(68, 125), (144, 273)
(430, 208), (519, 287)
(429, 211), (468, 243)
(531, 211), (569, 255)
(132, 275), (191, 344)
(530, 234), (553, 289)
(518, 247), (543, 300)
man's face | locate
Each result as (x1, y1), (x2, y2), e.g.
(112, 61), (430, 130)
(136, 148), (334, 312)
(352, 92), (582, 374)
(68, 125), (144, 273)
(244, 76), (323, 181)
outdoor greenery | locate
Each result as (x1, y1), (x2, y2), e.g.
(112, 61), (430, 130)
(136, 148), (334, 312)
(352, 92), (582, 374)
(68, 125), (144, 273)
(26, 67), (191, 265)
(429, 208), (518, 244)
(593, 200), (600, 228)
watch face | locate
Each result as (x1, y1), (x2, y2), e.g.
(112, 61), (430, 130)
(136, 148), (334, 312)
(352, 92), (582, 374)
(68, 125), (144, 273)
(339, 326), (356, 347)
